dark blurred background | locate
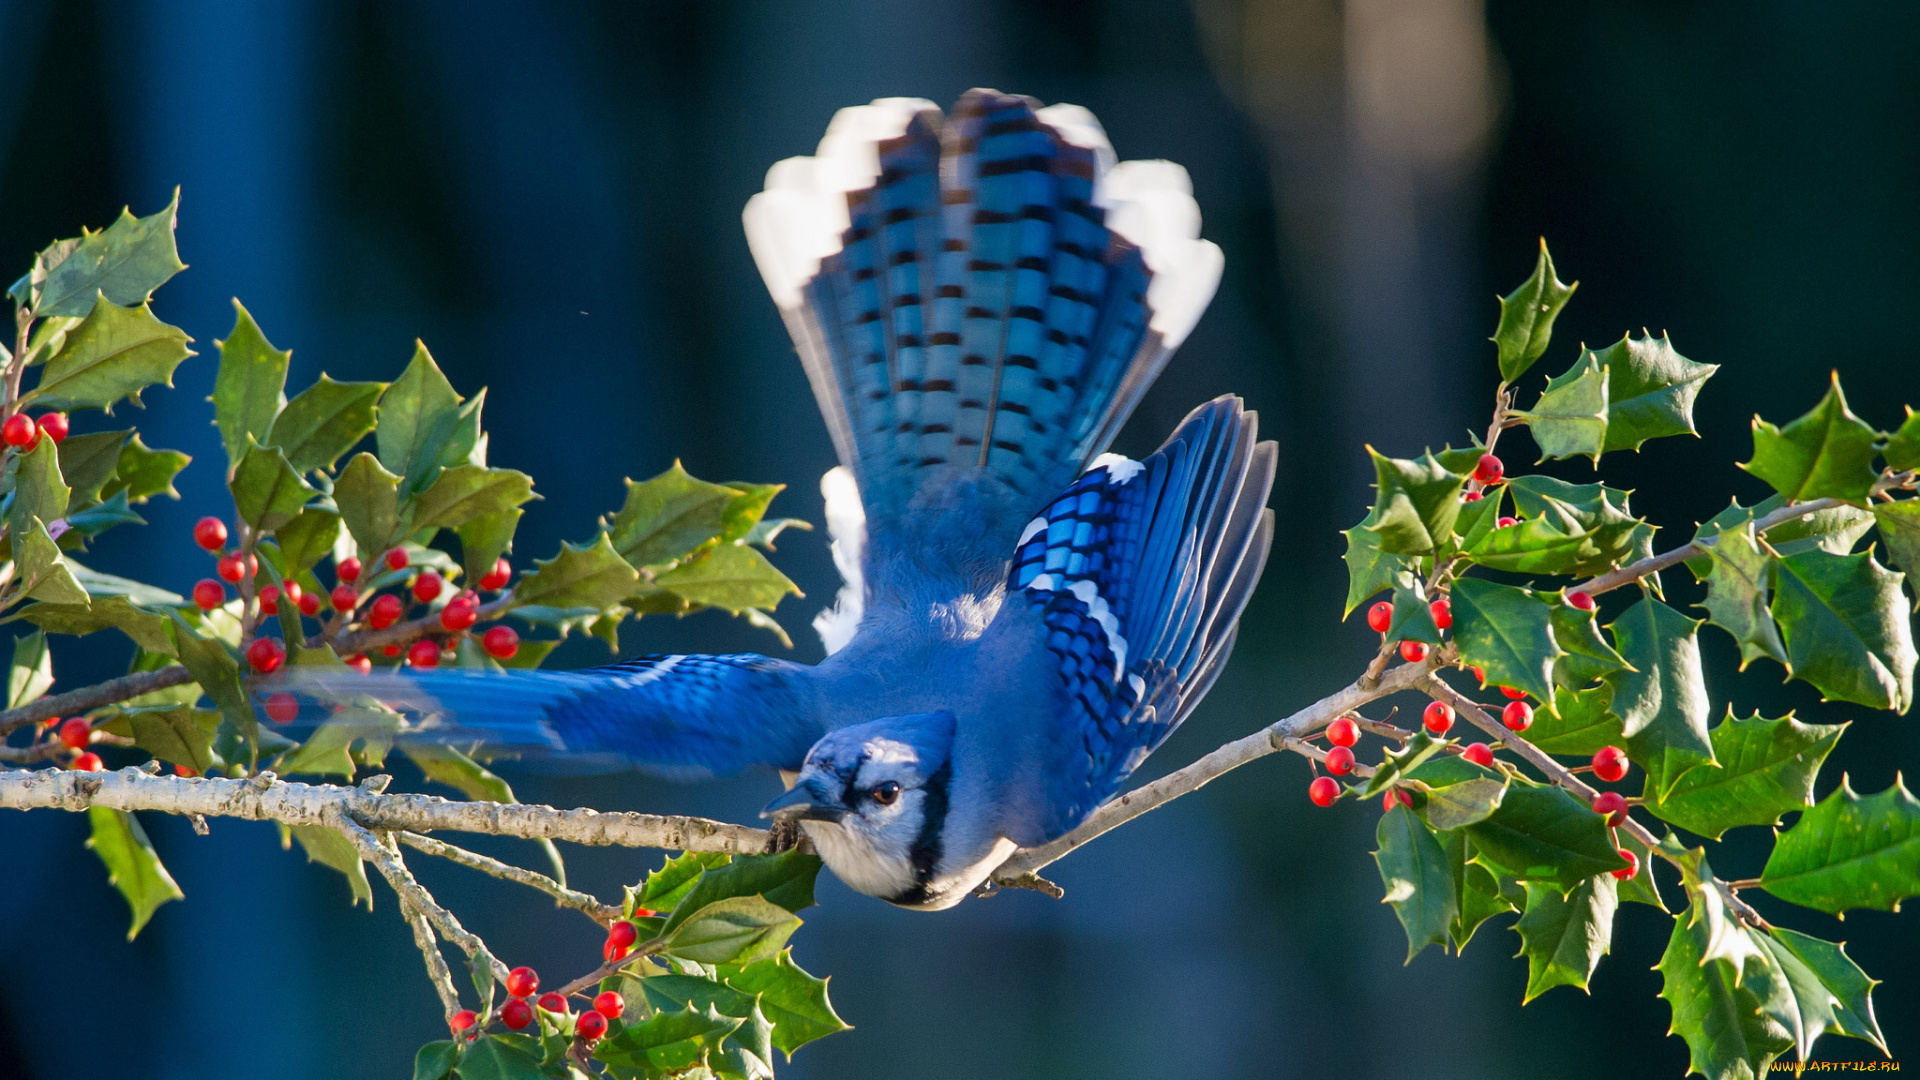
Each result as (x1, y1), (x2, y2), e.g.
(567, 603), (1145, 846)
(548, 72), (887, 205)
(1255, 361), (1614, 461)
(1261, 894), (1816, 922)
(1, 1), (1915, 1077)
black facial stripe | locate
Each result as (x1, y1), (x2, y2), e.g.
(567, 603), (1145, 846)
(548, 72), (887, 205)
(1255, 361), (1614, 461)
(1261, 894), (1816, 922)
(890, 759), (953, 907)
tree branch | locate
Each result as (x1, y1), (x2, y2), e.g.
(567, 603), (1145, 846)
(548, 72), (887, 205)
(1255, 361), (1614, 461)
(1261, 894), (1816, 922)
(401, 898), (463, 1019)
(332, 809), (510, 985)
(0, 768), (770, 853)
(397, 831), (621, 924)
(0, 666), (195, 737)
(991, 651), (1445, 884)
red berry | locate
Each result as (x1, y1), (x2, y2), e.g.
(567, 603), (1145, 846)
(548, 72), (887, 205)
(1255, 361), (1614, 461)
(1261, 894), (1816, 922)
(1422, 700), (1454, 734)
(259, 584), (281, 614)
(59, 718), (91, 749)
(505, 966), (539, 998)
(1307, 776), (1340, 807)
(37, 412), (68, 444)
(1567, 590), (1596, 612)
(280, 579), (302, 606)
(483, 625), (519, 660)
(479, 559), (512, 591)
(385, 548), (409, 571)
(1593, 791), (1629, 826)
(1323, 746), (1355, 775)
(1502, 700), (1533, 731)
(174, 764), (198, 778)
(593, 991), (625, 1019)
(71, 751), (104, 772)
(1473, 453), (1504, 485)
(1462, 490), (1483, 502)
(1470, 665), (1486, 685)
(331, 585), (357, 612)
(500, 998), (533, 1031)
(215, 554), (246, 583)
(1611, 847), (1640, 881)
(1325, 716), (1359, 748)
(606, 920), (639, 949)
(2, 413), (36, 447)
(246, 637), (285, 674)
(1366, 600), (1393, 634)
(630, 907), (656, 918)
(368, 593), (403, 629)
(1399, 639), (1429, 663)
(382, 643), (402, 657)
(346, 654), (373, 674)
(265, 692), (299, 724)
(1429, 597), (1452, 630)
(1496, 516), (1518, 528)
(337, 557), (362, 585)
(449, 1010), (477, 1037)
(440, 600), (478, 632)
(193, 579), (226, 610)
(1592, 745), (1630, 783)
(1500, 685), (1527, 700)
(407, 639), (441, 669)
(1462, 742), (1494, 768)
(413, 572), (444, 604)
(1382, 789), (1412, 812)
(297, 591), (322, 617)
(536, 992), (568, 1014)
(246, 553), (260, 577)
(576, 1010), (608, 1041)
(193, 517), (229, 551)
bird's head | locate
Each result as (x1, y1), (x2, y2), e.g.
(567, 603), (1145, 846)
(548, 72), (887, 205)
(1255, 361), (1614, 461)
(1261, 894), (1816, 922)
(762, 711), (956, 907)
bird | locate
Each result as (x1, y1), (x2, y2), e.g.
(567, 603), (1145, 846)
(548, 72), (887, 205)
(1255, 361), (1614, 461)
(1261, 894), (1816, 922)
(289, 90), (1276, 910)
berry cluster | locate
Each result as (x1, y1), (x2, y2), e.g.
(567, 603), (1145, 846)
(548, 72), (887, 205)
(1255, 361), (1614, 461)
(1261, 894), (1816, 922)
(1, 411), (68, 450)
(445, 912), (658, 1046)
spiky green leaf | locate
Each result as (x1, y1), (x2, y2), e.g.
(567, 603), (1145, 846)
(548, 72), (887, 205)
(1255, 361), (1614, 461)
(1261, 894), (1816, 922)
(1606, 598), (1715, 799)
(1465, 783), (1629, 889)
(1363, 449), (1465, 555)
(1373, 803), (1457, 962)
(1513, 349), (1609, 463)
(1448, 578), (1561, 704)
(1513, 874), (1617, 1003)
(1743, 373), (1881, 505)
(28, 191), (185, 317)
(86, 807), (183, 939)
(511, 534), (638, 612)
(265, 375), (384, 474)
(1492, 239), (1576, 382)
(1699, 523), (1789, 668)
(1657, 901), (1792, 1080)
(1643, 711), (1845, 840)
(1771, 547), (1916, 712)
(1591, 333), (1718, 453)
(1761, 776), (1920, 915)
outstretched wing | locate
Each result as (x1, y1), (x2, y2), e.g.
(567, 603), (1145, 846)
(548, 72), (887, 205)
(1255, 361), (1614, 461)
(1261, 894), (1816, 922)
(272, 653), (823, 780)
(1003, 396), (1275, 840)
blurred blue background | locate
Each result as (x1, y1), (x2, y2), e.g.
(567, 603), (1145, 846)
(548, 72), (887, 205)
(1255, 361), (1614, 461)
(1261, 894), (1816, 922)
(2, 1), (1916, 1077)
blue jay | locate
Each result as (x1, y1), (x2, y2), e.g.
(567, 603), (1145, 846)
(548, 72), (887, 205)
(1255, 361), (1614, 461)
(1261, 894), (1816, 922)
(304, 90), (1275, 909)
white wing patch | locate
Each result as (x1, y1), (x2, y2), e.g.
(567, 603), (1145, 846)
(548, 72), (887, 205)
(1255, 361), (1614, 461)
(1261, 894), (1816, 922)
(1088, 452), (1143, 484)
(813, 466), (867, 655)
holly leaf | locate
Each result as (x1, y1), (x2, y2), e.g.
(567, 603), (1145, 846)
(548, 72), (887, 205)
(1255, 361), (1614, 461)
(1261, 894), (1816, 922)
(656, 544), (801, 616)
(744, 516), (810, 551)
(452, 1034), (543, 1080)
(1342, 507), (1410, 617)
(229, 438), (317, 531)
(1360, 730), (1446, 797)
(607, 462), (740, 568)
(335, 452), (405, 558)
(1492, 238), (1576, 383)
(265, 375), (384, 474)
(1373, 803), (1457, 962)
(636, 851), (734, 915)
(1771, 547), (1916, 712)
(211, 300), (290, 465)
(271, 509), (342, 573)
(1550, 594), (1630, 689)
(57, 429), (130, 506)
(1363, 449), (1465, 555)
(1448, 578), (1561, 704)
(662, 849), (821, 933)
(510, 534), (638, 612)
(1642, 711), (1845, 840)
(375, 342), (464, 495)
(412, 1041), (458, 1080)
(1761, 927), (1888, 1058)
(1699, 522), (1789, 669)
(87, 807), (184, 939)
(1657, 900), (1792, 1080)
(20, 595), (174, 654)
(29, 191), (185, 317)
(166, 612), (256, 763)
(1761, 776), (1920, 914)
(1501, 475), (1645, 575)
(1513, 349), (1609, 463)
(1616, 830), (1667, 911)
(410, 465), (535, 535)
(13, 517), (90, 606)
(8, 630), (53, 708)
(288, 824), (373, 908)
(457, 510), (521, 588)
(594, 1003), (741, 1077)
(717, 951), (851, 1056)
(1465, 783), (1629, 889)
(28, 296), (193, 413)
(126, 707), (218, 774)
(1743, 372), (1881, 505)
(1440, 830), (1521, 952)
(1421, 777), (1508, 831)
(1872, 500), (1920, 588)
(101, 434), (190, 504)
(663, 896), (802, 965)
(1590, 333), (1718, 453)
(1606, 598), (1715, 799)
(1883, 406), (1920, 472)
(10, 436), (70, 538)
(1513, 874), (1617, 1003)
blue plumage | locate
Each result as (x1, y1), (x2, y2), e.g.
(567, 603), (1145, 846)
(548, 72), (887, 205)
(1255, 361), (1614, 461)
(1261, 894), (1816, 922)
(280, 91), (1259, 909)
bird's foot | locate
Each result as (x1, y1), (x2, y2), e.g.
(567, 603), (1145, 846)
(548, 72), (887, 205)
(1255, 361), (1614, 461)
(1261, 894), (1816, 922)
(762, 817), (806, 854)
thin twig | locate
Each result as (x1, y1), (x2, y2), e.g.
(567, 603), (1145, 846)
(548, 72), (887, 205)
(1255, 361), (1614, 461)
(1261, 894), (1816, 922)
(1420, 674), (1771, 931)
(401, 898), (463, 1019)
(991, 649), (1447, 884)
(550, 942), (665, 1002)
(397, 831), (621, 924)
(331, 809), (510, 985)
(0, 667), (196, 737)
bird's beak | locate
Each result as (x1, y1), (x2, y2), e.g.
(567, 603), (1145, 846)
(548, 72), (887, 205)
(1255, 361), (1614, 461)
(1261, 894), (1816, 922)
(761, 784), (847, 823)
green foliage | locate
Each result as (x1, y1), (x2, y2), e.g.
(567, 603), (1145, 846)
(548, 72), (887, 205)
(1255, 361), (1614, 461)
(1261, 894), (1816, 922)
(27, 295), (193, 412)
(1589, 333), (1717, 454)
(86, 807), (183, 939)
(1373, 803), (1456, 961)
(1606, 598), (1715, 798)
(1491, 238), (1576, 383)
(1448, 578), (1561, 704)
(1513, 349), (1608, 463)
(1363, 448), (1465, 555)
(1657, 897), (1793, 1080)
(1771, 548), (1917, 712)
(1641, 712), (1843, 840)
(1761, 777), (1920, 914)
(1463, 784), (1629, 888)
(1743, 372), (1881, 505)
(1513, 875), (1616, 1002)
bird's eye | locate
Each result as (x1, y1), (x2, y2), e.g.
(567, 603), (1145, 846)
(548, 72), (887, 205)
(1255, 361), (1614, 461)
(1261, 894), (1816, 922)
(869, 781), (902, 806)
